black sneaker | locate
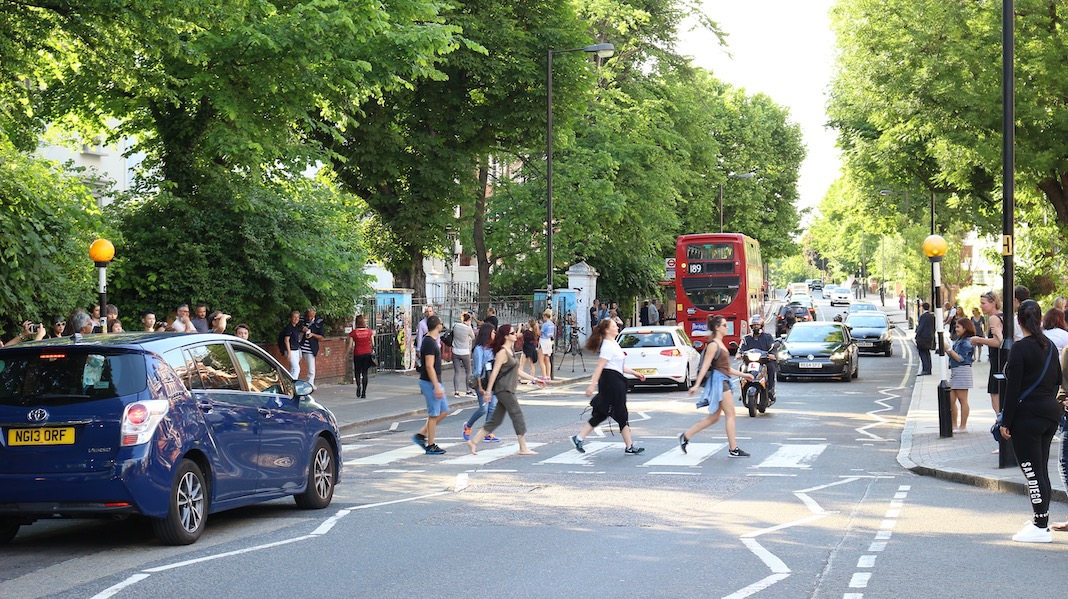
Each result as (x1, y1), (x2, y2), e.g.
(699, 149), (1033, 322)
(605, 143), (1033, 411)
(728, 447), (750, 458)
(624, 445), (645, 455)
(678, 433), (689, 454)
(425, 443), (446, 455)
(570, 435), (585, 453)
(412, 433), (427, 449)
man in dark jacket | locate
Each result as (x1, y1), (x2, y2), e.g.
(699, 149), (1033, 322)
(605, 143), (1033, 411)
(915, 302), (935, 375)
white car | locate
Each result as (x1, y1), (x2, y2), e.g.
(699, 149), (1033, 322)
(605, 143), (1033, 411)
(617, 326), (701, 390)
(829, 287), (852, 306)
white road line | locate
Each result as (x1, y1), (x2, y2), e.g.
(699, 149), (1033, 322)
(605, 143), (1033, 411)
(341, 443), (369, 451)
(875, 530), (892, 540)
(755, 444), (828, 469)
(442, 442), (546, 465)
(741, 538), (791, 573)
(535, 441), (624, 465)
(849, 573), (872, 588)
(639, 443), (727, 467)
(857, 555), (877, 568)
(88, 574), (152, 599)
(145, 535), (315, 572)
(455, 472), (469, 491)
(721, 573), (791, 599)
(879, 519), (896, 529)
(345, 443), (459, 466)
(868, 541), (887, 552)
(741, 514), (828, 539)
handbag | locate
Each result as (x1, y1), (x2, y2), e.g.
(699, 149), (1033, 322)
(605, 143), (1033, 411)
(695, 344), (722, 408)
(991, 343), (1055, 443)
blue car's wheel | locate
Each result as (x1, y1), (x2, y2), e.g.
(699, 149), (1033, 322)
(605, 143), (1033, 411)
(153, 459), (207, 545)
(295, 437), (335, 510)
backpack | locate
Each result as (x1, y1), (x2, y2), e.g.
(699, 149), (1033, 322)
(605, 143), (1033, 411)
(441, 328), (454, 347)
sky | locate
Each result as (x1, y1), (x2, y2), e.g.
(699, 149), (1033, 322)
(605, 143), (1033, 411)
(676, 0), (840, 221)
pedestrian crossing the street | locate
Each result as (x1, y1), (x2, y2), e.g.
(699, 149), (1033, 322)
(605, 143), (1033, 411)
(341, 439), (830, 470)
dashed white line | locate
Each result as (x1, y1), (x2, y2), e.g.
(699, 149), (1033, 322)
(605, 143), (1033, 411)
(849, 572), (872, 588)
(857, 555), (877, 568)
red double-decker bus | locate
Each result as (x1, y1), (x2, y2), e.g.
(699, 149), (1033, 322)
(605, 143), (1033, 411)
(675, 233), (763, 350)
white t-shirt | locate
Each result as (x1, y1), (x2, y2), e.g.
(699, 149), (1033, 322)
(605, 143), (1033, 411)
(1043, 327), (1068, 355)
(170, 318), (190, 333)
(598, 338), (626, 374)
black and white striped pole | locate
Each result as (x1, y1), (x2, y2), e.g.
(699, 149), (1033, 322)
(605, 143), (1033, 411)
(923, 234), (952, 438)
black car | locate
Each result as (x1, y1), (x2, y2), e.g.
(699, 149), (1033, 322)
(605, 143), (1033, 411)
(775, 322), (859, 382)
(775, 305), (812, 337)
(845, 312), (895, 356)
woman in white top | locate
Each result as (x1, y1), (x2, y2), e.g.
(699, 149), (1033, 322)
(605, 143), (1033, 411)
(569, 319), (647, 455)
(1042, 308), (1068, 355)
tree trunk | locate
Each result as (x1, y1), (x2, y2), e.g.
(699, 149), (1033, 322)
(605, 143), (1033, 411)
(393, 246), (427, 301)
(473, 155), (492, 315)
(1038, 172), (1068, 228)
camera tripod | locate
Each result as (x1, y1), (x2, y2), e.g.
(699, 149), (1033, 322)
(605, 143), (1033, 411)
(556, 319), (587, 373)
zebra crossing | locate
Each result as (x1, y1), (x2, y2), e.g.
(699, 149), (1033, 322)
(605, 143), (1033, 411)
(341, 439), (831, 470)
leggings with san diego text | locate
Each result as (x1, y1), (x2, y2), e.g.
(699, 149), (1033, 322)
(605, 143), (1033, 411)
(1010, 411), (1059, 528)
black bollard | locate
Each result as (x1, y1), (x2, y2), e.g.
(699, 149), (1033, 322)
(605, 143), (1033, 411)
(937, 380), (953, 438)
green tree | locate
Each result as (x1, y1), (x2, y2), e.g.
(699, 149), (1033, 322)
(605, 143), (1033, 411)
(107, 177), (372, 340)
(0, 134), (104, 334)
(324, 0), (591, 296)
(828, 0), (1068, 233)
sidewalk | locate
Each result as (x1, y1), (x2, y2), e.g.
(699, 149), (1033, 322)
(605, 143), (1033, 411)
(311, 298), (1065, 502)
(878, 302), (1067, 501)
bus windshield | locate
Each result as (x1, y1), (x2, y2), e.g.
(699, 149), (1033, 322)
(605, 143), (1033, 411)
(681, 277), (739, 311)
(686, 243), (734, 261)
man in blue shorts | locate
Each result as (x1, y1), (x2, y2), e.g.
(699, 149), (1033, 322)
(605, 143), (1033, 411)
(413, 315), (449, 455)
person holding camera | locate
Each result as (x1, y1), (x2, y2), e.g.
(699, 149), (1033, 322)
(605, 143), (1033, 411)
(299, 307), (325, 388)
(3, 320), (47, 346)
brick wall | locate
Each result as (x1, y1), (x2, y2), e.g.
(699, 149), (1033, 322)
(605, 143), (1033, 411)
(263, 337), (351, 384)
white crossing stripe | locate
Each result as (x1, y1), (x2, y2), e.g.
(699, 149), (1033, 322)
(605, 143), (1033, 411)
(754, 444), (828, 469)
(536, 441), (625, 465)
(639, 443), (727, 467)
(344, 443), (459, 466)
(443, 443), (546, 465)
(341, 444), (369, 451)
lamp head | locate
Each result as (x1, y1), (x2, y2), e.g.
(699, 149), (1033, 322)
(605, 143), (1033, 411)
(922, 234), (947, 261)
(583, 43), (615, 59)
(89, 238), (115, 264)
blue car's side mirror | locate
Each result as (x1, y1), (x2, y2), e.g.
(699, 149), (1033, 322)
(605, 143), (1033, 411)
(293, 380), (314, 398)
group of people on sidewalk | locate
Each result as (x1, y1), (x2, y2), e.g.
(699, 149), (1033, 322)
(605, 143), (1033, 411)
(915, 287), (1068, 543)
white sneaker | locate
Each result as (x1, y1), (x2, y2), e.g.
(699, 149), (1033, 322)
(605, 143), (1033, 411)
(1012, 523), (1053, 543)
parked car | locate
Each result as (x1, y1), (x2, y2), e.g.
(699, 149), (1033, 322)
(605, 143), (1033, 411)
(618, 326), (701, 390)
(828, 287), (852, 307)
(0, 333), (341, 546)
(846, 312), (895, 356)
(775, 304), (813, 337)
(849, 302), (879, 313)
(775, 322), (859, 381)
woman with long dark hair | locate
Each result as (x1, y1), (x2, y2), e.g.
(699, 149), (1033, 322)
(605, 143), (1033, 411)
(569, 319), (647, 455)
(1000, 300), (1063, 543)
(946, 317), (975, 432)
(466, 324), (545, 455)
(348, 315), (375, 398)
(464, 323), (499, 441)
(681, 315), (755, 458)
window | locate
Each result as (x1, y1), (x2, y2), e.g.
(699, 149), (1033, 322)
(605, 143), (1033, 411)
(233, 348), (291, 396)
(0, 351), (146, 406)
(686, 243), (734, 261)
(185, 345), (240, 391)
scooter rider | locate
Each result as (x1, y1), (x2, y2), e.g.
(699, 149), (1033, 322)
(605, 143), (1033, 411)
(739, 315), (777, 401)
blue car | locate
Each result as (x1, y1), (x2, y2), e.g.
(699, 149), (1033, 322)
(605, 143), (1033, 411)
(0, 333), (341, 545)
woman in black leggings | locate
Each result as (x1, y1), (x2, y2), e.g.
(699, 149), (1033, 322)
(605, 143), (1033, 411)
(1000, 300), (1063, 543)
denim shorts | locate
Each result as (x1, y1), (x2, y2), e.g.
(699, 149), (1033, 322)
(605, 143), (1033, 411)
(419, 379), (449, 416)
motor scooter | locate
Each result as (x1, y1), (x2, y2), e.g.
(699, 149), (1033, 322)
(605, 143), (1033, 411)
(739, 348), (774, 417)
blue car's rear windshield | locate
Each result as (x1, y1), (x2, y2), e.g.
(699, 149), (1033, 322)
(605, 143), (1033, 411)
(0, 350), (147, 406)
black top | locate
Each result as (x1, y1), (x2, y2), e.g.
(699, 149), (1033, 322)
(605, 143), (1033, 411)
(278, 323), (302, 352)
(739, 332), (775, 352)
(419, 335), (442, 381)
(1001, 335), (1063, 429)
(988, 311), (1005, 374)
(484, 315), (499, 329)
(915, 311), (935, 348)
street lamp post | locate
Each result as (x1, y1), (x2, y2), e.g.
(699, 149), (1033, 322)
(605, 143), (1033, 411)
(923, 234), (953, 438)
(547, 42), (614, 306)
(88, 238), (115, 333)
(718, 172), (756, 233)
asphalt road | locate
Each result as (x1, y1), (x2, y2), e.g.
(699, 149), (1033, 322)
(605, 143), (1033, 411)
(4, 291), (1067, 598)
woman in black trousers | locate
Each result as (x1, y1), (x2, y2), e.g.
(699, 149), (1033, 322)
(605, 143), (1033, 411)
(999, 300), (1063, 543)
